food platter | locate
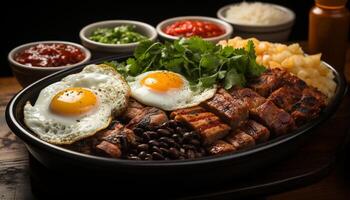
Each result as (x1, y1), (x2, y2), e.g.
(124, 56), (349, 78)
(4, 2), (348, 195)
(5, 53), (346, 188)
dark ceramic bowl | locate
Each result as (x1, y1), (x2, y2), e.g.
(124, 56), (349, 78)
(5, 55), (346, 194)
(8, 41), (91, 87)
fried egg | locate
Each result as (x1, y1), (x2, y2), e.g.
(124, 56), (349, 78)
(129, 70), (216, 111)
(24, 64), (130, 145)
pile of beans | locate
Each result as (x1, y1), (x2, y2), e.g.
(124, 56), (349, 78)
(125, 120), (207, 160)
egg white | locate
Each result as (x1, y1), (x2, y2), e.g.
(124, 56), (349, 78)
(128, 70), (217, 111)
(23, 64), (130, 145)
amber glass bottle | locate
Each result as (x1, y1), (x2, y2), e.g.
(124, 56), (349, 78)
(308, 0), (349, 74)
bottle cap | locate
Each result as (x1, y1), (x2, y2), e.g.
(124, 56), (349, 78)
(316, 0), (348, 7)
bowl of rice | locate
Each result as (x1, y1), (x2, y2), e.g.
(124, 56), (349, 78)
(217, 2), (295, 42)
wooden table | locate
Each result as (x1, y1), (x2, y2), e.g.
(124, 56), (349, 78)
(1, 50), (350, 199)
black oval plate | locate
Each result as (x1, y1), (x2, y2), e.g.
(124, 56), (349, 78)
(5, 55), (347, 186)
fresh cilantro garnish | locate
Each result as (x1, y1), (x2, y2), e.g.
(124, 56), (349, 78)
(105, 37), (266, 91)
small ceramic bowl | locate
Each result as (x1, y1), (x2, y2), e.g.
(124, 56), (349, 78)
(8, 41), (91, 87)
(156, 16), (233, 43)
(217, 3), (295, 42)
(80, 20), (158, 54)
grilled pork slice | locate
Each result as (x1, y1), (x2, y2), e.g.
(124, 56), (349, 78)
(248, 68), (307, 97)
(96, 141), (122, 158)
(171, 106), (231, 145)
(291, 87), (327, 126)
(251, 101), (295, 136)
(121, 98), (145, 122)
(67, 120), (124, 155)
(268, 86), (302, 112)
(225, 130), (255, 150)
(201, 88), (248, 129)
(281, 71), (307, 91)
(208, 140), (236, 155)
(96, 122), (137, 158)
(248, 68), (287, 97)
(239, 120), (270, 143)
(229, 88), (266, 111)
(126, 107), (168, 129)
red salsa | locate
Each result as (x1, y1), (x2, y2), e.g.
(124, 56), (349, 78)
(15, 43), (86, 67)
(164, 20), (225, 38)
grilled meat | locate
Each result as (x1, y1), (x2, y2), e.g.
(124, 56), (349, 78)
(126, 107), (168, 129)
(268, 86), (302, 112)
(121, 98), (145, 122)
(208, 140), (236, 155)
(291, 87), (327, 126)
(66, 120), (124, 155)
(239, 120), (270, 143)
(248, 68), (286, 97)
(95, 121), (137, 158)
(201, 88), (248, 129)
(248, 68), (307, 97)
(208, 120), (269, 155)
(281, 71), (307, 91)
(251, 100), (295, 136)
(225, 130), (255, 150)
(229, 88), (266, 111)
(171, 106), (231, 145)
(96, 141), (122, 158)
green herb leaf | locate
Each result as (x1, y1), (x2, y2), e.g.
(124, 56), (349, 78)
(114, 37), (266, 91)
(224, 68), (246, 89)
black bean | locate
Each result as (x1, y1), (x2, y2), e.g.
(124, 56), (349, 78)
(172, 134), (183, 143)
(183, 144), (195, 150)
(172, 133), (180, 139)
(183, 132), (193, 141)
(157, 128), (171, 136)
(137, 144), (149, 152)
(142, 132), (151, 141)
(168, 120), (178, 128)
(166, 127), (175, 133)
(187, 149), (195, 159)
(135, 136), (143, 144)
(133, 127), (144, 136)
(189, 139), (200, 146)
(179, 148), (186, 154)
(159, 141), (169, 148)
(138, 151), (148, 159)
(128, 156), (141, 160)
(160, 148), (170, 156)
(151, 146), (162, 154)
(169, 147), (180, 159)
(159, 137), (177, 147)
(148, 140), (160, 147)
(145, 153), (153, 160)
(178, 156), (185, 160)
(148, 131), (159, 139)
(176, 126), (184, 133)
(152, 152), (165, 160)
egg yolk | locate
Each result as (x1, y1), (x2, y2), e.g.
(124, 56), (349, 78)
(50, 87), (98, 116)
(140, 71), (184, 92)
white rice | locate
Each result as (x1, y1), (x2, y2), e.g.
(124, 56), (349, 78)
(224, 2), (290, 25)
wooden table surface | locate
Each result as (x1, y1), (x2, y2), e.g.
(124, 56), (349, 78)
(1, 48), (350, 199)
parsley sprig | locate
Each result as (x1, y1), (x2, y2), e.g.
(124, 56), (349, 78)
(106, 37), (266, 91)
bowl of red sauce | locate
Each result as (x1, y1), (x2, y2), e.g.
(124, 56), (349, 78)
(156, 16), (233, 43)
(8, 41), (91, 87)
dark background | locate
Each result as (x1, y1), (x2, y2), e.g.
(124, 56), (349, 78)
(2, 0), (350, 76)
